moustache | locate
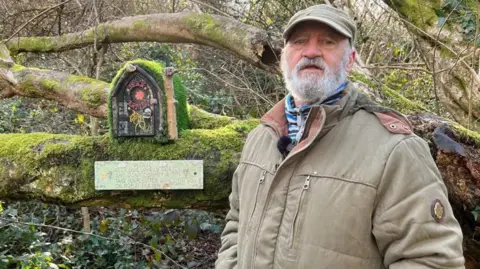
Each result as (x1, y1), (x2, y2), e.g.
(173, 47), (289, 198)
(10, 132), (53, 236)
(294, 58), (327, 72)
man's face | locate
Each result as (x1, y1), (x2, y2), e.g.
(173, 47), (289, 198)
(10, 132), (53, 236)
(281, 21), (356, 104)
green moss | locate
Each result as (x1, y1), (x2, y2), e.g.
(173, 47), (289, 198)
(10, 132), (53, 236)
(80, 86), (104, 108)
(12, 65), (44, 73)
(0, 43), (11, 62)
(8, 37), (55, 54)
(381, 87), (427, 114)
(21, 74), (43, 96)
(183, 13), (249, 46)
(173, 75), (189, 130)
(451, 122), (480, 146)
(185, 13), (224, 41)
(438, 46), (455, 58)
(0, 133), (103, 202)
(11, 64), (25, 72)
(33, 163), (94, 201)
(188, 105), (235, 129)
(40, 78), (62, 92)
(349, 71), (428, 114)
(349, 71), (371, 86)
(68, 75), (105, 84)
(0, 117), (258, 206)
(388, 0), (441, 28)
(0, 133), (70, 195)
(65, 75), (109, 108)
(132, 20), (149, 30)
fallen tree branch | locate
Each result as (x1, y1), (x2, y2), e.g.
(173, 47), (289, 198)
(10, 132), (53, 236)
(8, 64), (109, 118)
(4, 11), (281, 73)
(0, 117), (258, 209)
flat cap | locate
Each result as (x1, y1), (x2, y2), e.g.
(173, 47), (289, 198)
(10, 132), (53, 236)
(283, 4), (356, 44)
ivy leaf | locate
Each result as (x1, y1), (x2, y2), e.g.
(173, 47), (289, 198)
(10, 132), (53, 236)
(154, 250), (162, 262)
(149, 236), (158, 249)
(119, 208), (126, 217)
(7, 208), (17, 217)
(199, 222), (211, 232)
(185, 218), (199, 239)
(434, 8), (445, 17)
(99, 219), (109, 233)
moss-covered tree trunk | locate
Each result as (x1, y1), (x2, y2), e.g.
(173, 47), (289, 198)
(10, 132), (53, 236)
(0, 115), (258, 209)
(383, 0), (480, 131)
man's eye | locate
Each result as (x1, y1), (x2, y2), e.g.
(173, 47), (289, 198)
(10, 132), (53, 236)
(294, 39), (306, 44)
(322, 38), (337, 48)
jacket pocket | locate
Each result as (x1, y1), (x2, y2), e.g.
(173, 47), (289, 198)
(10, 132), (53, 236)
(239, 161), (274, 235)
(284, 173), (379, 259)
(247, 169), (267, 230)
(289, 175), (311, 248)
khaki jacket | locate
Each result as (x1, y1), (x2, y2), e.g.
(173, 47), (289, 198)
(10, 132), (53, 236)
(215, 84), (465, 269)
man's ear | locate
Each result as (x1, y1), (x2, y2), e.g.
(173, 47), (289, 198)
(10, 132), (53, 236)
(345, 49), (356, 72)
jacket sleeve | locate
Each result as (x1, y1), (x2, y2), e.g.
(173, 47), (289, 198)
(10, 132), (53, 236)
(215, 161), (241, 269)
(372, 136), (465, 269)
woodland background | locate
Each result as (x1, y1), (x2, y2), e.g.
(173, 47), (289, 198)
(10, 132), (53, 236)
(0, 0), (480, 268)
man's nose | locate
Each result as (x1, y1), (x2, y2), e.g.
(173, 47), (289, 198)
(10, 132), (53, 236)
(302, 40), (322, 59)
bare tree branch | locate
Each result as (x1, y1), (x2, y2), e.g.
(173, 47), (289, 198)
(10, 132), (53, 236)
(188, 0), (231, 17)
(362, 65), (431, 73)
(6, 0), (73, 42)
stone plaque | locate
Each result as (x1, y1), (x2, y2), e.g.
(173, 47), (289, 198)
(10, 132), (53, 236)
(111, 65), (164, 138)
(94, 160), (203, 190)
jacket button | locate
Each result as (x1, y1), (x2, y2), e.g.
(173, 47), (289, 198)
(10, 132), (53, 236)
(389, 124), (397, 129)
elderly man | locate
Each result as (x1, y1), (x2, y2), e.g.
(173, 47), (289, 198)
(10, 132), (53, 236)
(216, 4), (465, 269)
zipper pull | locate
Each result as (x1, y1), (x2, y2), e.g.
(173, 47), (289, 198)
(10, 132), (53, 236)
(303, 175), (311, 190)
(259, 170), (267, 184)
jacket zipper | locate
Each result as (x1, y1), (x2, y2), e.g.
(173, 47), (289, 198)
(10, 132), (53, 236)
(289, 175), (310, 248)
(247, 170), (267, 232)
(251, 111), (325, 269)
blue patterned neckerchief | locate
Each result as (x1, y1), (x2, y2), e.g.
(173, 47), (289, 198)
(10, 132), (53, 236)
(285, 82), (348, 145)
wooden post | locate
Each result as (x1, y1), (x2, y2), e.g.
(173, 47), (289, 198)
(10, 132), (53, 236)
(164, 67), (178, 140)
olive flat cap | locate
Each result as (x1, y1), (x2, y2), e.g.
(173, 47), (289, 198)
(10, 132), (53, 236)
(283, 4), (356, 43)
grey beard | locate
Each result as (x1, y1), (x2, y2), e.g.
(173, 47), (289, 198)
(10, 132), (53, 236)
(282, 55), (348, 104)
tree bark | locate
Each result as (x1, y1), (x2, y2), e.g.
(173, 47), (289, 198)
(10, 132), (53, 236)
(7, 64), (109, 118)
(3, 11), (281, 74)
(383, 0), (480, 130)
(0, 116), (258, 210)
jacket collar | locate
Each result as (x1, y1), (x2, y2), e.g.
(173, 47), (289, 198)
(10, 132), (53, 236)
(260, 82), (358, 139)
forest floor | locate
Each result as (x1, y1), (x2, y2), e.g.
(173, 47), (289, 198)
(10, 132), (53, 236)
(0, 201), (223, 268)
